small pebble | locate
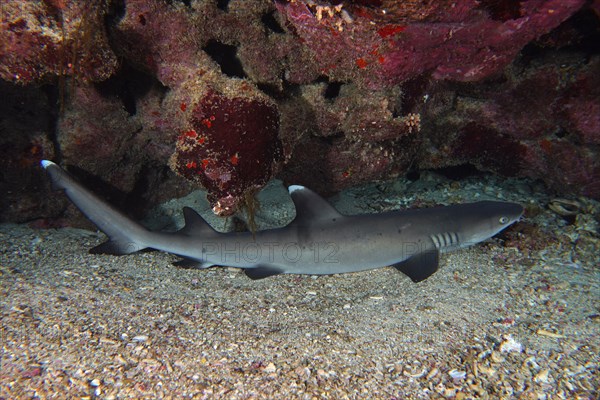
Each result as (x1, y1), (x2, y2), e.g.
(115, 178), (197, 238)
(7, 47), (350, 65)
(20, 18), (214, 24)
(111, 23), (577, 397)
(499, 335), (523, 353)
(449, 369), (466, 380)
(491, 351), (505, 363)
(264, 362), (276, 373)
(426, 368), (439, 380)
(534, 369), (550, 383)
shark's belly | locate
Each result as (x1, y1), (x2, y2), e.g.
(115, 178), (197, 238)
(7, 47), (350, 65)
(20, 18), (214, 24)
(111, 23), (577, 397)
(185, 219), (434, 274)
(276, 234), (411, 275)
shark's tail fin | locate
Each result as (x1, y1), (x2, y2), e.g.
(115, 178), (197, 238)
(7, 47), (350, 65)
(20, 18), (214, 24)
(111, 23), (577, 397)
(41, 160), (150, 255)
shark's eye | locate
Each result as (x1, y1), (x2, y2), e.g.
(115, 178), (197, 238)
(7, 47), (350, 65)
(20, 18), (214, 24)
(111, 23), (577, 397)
(499, 216), (509, 224)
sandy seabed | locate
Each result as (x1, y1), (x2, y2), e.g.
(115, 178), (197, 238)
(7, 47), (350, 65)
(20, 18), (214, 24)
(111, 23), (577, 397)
(1, 175), (599, 399)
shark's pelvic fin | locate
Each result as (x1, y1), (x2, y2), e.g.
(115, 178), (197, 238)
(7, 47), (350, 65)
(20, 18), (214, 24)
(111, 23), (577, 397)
(288, 185), (342, 221)
(244, 266), (285, 280)
(90, 240), (145, 255)
(392, 250), (440, 282)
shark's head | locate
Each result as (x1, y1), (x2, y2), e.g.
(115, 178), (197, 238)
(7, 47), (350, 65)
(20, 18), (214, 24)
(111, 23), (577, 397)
(459, 201), (524, 246)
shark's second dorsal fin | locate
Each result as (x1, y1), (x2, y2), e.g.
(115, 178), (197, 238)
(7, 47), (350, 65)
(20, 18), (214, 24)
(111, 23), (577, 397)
(288, 185), (342, 221)
(179, 207), (219, 236)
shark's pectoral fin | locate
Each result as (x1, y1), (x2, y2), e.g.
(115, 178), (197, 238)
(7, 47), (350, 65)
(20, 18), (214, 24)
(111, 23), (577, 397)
(392, 250), (440, 282)
(173, 258), (215, 269)
(244, 266), (285, 280)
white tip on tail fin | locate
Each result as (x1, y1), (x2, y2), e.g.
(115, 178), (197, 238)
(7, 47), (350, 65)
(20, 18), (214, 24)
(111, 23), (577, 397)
(41, 159), (150, 256)
(41, 159), (56, 169)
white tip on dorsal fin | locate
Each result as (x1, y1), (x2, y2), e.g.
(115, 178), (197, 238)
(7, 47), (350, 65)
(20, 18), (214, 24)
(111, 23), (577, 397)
(179, 207), (219, 236)
(288, 185), (342, 221)
(288, 185), (304, 193)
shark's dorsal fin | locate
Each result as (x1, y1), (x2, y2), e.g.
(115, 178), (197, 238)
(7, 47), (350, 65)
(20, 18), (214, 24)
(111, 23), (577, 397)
(392, 249), (440, 282)
(288, 185), (341, 221)
(179, 207), (219, 236)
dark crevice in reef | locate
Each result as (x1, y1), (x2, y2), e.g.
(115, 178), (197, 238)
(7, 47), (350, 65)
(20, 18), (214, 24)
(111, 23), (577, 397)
(105, 0), (126, 27)
(519, 8), (600, 67)
(317, 132), (345, 146)
(434, 164), (483, 181)
(282, 78), (302, 98)
(261, 10), (285, 34)
(256, 72), (303, 100)
(62, 162), (169, 220)
(314, 76), (343, 101)
(550, 7), (600, 58)
(406, 169), (420, 182)
(324, 81), (343, 100)
(202, 40), (247, 79)
(40, 84), (63, 163)
(555, 127), (569, 139)
(94, 63), (163, 116)
(124, 162), (171, 219)
(216, 0), (231, 12)
(256, 82), (285, 99)
(477, 0), (523, 22)
(345, 0), (383, 8)
(65, 164), (133, 212)
(397, 75), (430, 116)
(408, 164), (488, 185)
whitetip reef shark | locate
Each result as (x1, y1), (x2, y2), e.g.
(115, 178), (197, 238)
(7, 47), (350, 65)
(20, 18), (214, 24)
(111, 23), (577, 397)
(41, 160), (523, 281)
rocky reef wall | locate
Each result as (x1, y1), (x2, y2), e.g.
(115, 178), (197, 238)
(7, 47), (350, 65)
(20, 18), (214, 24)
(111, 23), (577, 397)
(1, 0), (598, 223)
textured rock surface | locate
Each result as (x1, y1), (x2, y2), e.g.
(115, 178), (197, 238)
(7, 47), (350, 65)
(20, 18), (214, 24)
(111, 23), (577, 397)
(276, 0), (587, 84)
(0, 0), (598, 223)
(0, 0), (117, 84)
